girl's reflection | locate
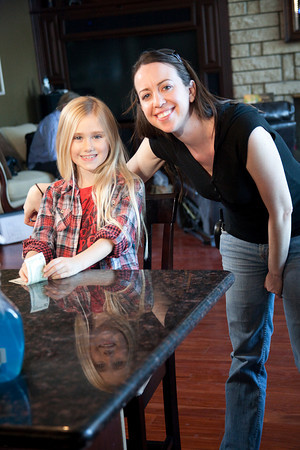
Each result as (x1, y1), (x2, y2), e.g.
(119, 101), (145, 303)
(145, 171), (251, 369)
(45, 270), (154, 392)
(76, 311), (137, 391)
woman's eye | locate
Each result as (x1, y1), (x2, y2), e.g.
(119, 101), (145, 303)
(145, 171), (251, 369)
(162, 84), (172, 91)
(93, 134), (102, 139)
(141, 93), (150, 101)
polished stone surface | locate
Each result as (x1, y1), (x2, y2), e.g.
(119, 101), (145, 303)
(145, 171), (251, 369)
(0, 269), (233, 449)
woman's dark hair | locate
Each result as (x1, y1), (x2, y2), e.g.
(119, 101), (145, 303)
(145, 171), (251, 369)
(128, 48), (222, 140)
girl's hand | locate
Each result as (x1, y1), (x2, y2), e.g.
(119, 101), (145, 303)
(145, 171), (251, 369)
(264, 272), (283, 297)
(19, 262), (29, 284)
(44, 279), (77, 299)
(44, 257), (82, 280)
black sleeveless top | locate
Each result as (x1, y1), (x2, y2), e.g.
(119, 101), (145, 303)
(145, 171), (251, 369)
(149, 102), (300, 244)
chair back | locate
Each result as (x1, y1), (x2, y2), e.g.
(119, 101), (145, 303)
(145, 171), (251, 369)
(143, 192), (178, 270)
(25, 132), (35, 165)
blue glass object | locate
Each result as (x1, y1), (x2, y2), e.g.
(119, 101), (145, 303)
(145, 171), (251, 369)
(0, 293), (25, 383)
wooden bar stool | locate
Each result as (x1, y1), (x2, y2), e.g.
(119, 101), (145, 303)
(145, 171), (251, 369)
(125, 192), (181, 450)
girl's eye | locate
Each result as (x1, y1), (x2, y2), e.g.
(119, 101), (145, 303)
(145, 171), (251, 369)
(73, 135), (82, 141)
(94, 362), (106, 371)
(113, 360), (126, 370)
(93, 134), (103, 139)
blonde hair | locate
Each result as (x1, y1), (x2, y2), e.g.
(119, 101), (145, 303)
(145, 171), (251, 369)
(74, 276), (148, 392)
(56, 96), (145, 246)
(75, 313), (136, 392)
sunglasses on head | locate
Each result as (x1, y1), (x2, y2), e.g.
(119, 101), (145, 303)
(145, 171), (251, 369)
(156, 48), (183, 64)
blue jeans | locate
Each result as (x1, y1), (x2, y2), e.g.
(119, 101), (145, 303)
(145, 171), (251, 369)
(219, 232), (300, 450)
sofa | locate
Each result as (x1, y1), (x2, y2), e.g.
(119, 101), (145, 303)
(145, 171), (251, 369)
(0, 124), (55, 214)
(251, 101), (296, 154)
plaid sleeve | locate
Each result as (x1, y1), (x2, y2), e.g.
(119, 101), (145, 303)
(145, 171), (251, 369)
(94, 178), (145, 258)
(22, 185), (57, 263)
(23, 238), (54, 263)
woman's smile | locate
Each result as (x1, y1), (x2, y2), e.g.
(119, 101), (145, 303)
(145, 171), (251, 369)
(156, 107), (175, 121)
(134, 62), (195, 135)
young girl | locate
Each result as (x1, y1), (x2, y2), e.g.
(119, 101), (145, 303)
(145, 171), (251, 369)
(19, 96), (145, 282)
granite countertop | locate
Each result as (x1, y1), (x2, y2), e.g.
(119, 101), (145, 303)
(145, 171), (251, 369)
(0, 269), (234, 449)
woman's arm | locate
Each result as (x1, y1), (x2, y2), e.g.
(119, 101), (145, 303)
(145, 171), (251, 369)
(127, 137), (165, 182)
(23, 183), (51, 225)
(23, 186), (57, 262)
(247, 126), (293, 296)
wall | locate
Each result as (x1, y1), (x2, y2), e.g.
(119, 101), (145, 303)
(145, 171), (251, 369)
(228, 0), (300, 102)
(1, 1), (300, 124)
(0, 0), (40, 126)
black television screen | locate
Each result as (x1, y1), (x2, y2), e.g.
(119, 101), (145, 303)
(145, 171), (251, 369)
(66, 30), (199, 123)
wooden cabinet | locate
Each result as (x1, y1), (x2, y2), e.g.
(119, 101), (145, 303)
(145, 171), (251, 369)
(30, 12), (66, 88)
(28, 0), (232, 106)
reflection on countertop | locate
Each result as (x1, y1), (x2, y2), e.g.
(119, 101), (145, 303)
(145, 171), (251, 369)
(0, 268), (234, 448)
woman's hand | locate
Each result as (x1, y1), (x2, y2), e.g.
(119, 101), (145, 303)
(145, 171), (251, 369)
(23, 183), (50, 226)
(264, 272), (283, 297)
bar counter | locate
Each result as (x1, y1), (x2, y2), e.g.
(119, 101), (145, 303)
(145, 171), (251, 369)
(0, 269), (234, 449)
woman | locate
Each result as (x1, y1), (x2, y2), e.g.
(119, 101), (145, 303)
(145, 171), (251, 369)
(23, 49), (300, 449)
(20, 96), (145, 282)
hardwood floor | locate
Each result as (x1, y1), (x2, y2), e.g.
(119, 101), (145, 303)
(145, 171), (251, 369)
(1, 225), (299, 449)
(147, 225), (300, 450)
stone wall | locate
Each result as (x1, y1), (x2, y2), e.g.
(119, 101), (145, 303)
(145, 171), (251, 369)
(228, 0), (300, 102)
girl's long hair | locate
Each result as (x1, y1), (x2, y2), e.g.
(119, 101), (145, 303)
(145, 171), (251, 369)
(128, 48), (226, 140)
(74, 272), (148, 392)
(56, 96), (145, 247)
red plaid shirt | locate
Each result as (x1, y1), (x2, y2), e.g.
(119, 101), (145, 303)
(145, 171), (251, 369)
(51, 270), (153, 314)
(23, 175), (145, 270)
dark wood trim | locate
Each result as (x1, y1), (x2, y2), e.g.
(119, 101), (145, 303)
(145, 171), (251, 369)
(283, 0), (300, 42)
(28, 0), (233, 98)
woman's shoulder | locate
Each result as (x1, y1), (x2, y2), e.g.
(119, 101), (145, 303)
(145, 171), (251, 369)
(149, 133), (179, 162)
(216, 101), (267, 142)
(218, 101), (259, 122)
